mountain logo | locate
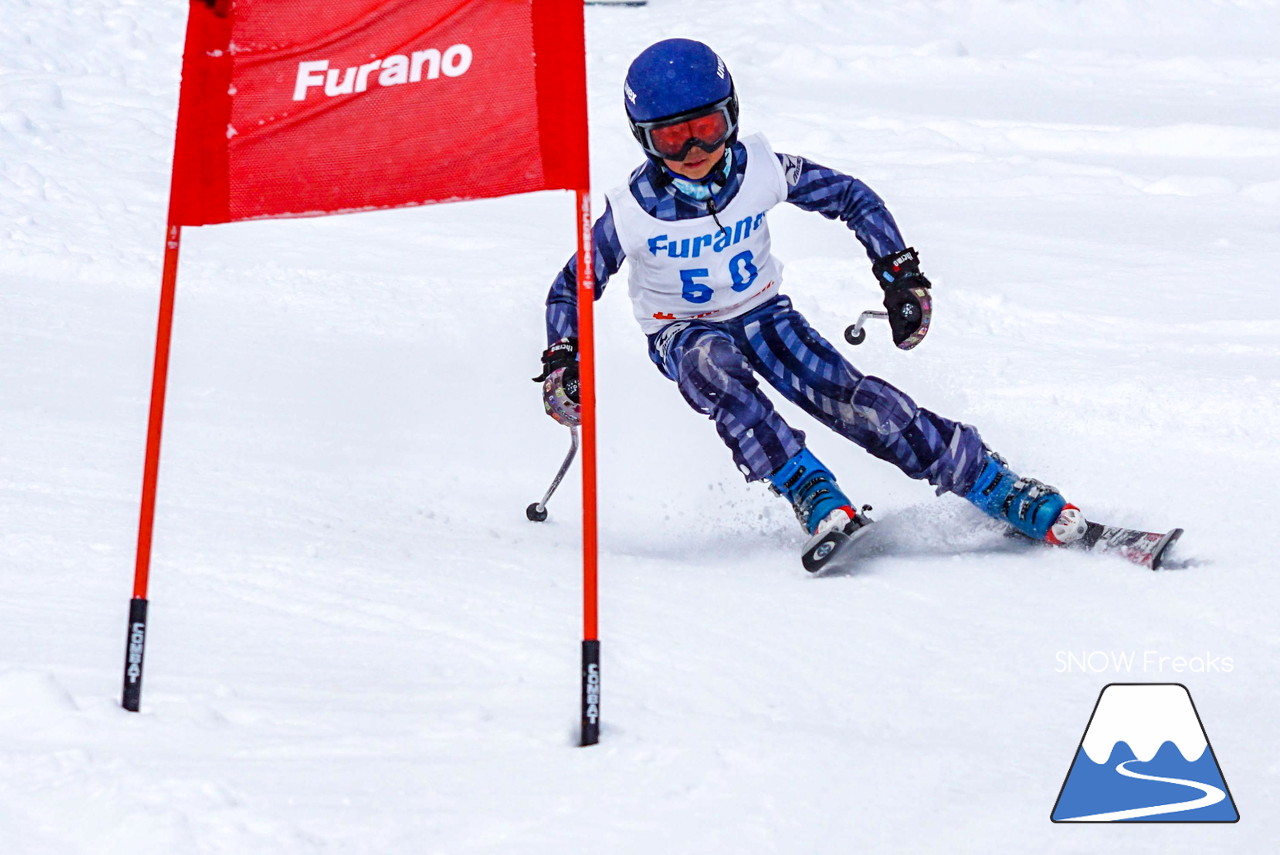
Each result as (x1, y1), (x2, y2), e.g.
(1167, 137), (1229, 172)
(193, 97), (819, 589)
(1051, 683), (1239, 822)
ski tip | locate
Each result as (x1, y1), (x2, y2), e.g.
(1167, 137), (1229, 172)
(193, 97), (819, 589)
(1150, 527), (1184, 571)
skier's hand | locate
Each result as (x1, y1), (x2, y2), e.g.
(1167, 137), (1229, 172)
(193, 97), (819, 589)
(533, 337), (580, 427)
(874, 248), (931, 350)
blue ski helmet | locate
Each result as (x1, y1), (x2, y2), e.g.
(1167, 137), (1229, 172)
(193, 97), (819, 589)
(624, 39), (739, 160)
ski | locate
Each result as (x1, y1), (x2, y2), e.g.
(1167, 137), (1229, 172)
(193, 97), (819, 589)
(801, 514), (877, 574)
(1074, 521), (1184, 570)
(803, 514), (1184, 574)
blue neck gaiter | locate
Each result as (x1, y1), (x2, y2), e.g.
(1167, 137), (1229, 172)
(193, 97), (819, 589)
(665, 148), (733, 201)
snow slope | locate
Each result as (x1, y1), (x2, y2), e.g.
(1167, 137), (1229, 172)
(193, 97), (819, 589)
(2, 0), (1278, 851)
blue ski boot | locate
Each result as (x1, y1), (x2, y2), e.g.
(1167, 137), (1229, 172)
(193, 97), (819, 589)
(963, 451), (1086, 545)
(769, 448), (862, 536)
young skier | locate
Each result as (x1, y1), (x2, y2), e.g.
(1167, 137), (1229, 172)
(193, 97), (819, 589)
(534, 38), (1088, 559)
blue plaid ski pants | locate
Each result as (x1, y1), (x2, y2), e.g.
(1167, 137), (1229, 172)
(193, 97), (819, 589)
(647, 294), (986, 494)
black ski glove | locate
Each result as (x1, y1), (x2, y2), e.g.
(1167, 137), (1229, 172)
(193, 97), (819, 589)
(533, 337), (580, 426)
(874, 247), (932, 350)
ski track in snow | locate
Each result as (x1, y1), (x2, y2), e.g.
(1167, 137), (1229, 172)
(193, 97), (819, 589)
(3, 0), (1278, 852)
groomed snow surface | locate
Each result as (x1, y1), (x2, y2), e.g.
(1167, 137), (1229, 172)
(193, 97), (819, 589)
(3, 0), (1278, 851)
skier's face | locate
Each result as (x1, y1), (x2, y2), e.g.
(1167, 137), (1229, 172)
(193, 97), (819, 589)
(663, 143), (726, 180)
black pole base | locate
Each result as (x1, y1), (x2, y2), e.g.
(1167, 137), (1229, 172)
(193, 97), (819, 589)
(122, 597), (148, 712)
(580, 639), (600, 746)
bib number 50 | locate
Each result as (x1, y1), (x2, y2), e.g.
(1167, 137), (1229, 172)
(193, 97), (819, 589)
(679, 250), (759, 304)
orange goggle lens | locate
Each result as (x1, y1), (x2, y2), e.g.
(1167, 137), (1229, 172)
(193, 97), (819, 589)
(648, 110), (730, 159)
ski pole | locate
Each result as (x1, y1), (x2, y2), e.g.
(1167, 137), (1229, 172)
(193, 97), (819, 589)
(526, 426), (580, 522)
(844, 309), (888, 346)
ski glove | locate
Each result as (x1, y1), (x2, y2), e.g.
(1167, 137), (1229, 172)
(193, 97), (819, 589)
(874, 247), (932, 350)
(533, 337), (580, 427)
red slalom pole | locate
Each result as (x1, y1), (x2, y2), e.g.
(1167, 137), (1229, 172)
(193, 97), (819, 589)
(122, 221), (183, 712)
(575, 188), (600, 746)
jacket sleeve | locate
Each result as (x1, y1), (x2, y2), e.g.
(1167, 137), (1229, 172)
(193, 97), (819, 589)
(776, 152), (907, 262)
(544, 199), (627, 345)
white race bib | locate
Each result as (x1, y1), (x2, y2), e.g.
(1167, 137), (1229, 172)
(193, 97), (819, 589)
(607, 133), (789, 334)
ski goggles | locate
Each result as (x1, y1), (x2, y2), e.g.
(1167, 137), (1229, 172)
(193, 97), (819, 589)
(633, 97), (735, 161)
